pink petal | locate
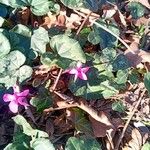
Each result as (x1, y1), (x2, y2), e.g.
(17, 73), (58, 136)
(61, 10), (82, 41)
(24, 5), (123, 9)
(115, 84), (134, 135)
(16, 89), (29, 97)
(3, 94), (16, 102)
(17, 97), (29, 107)
(9, 101), (18, 113)
(69, 69), (78, 75)
(78, 72), (88, 80)
(13, 85), (20, 93)
(74, 73), (78, 82)
(81, 67), (90, 73)
(77, 62), (82, 68)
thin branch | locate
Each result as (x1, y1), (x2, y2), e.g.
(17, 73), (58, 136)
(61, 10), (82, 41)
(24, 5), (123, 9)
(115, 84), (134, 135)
(75, 12), (92, 37)
(114, 89), (146, 150)
(50, 68), (63, 92)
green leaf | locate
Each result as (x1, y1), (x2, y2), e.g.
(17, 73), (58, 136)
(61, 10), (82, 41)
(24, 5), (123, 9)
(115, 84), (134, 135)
(31, 27), (49, 54)
(112, 54), (130, 71)
(31, 138), (55, 150)
(142, 142), (150, 150)
(100, 80), (119, 98)
(65, 136), (101, 150)
(4, 132), (31, 150)
(2, 30), (20, 50)
(11, 24), (31, 37)
(50, 34), (86, 63)
(16, 65), (32, 83)
(0, 50), (32, 87)
(128, 70), (140, 84)
(61, 0), (104, 11)
(88, 31), (100, 45)
(13, 115), (49, 138)
(72, 108), (93, 136)
(115, 70), (128, 84)
(112, 101), (125, 113)
(30, 87), (52, 112)
(128, 2), (145, 19)
(0, 3), (8, 17)
(41, 52), (58, 67)
(60, 0), (84, 9)
(0, 32), (11, 58)
(29, 0), (50, 16)
(0, 50), (25, 76)
(100, 47), (116, 62)
(41, 52), (76, 69)
(88, 19), (120, 49)
(144, 72), (150, 94)
(1, 0), (50, 16)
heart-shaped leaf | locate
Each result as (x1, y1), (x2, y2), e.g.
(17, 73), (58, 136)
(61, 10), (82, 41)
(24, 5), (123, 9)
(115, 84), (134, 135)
(31, 27), (49, 54)
(128, 2), (145, 19)
(50, 34), (86, 63)
(0, 32), (11, 58)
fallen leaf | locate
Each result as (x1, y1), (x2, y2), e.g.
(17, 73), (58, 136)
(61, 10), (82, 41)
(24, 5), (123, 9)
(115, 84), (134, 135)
(46, 118), (54, 136)
(123, 128), (144, 150)
(89, 115), (114, 137)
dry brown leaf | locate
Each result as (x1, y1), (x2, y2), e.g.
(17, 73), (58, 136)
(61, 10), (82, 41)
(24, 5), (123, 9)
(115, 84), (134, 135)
(139, 50), (150, 62)
(49, 92), (114, 126)
(123, 128), (143, 150)
(114, 9), (127, 27)
(66, 13), (82, 29)
(17, 7), (30, 25)
(89, 115), (114, 137)
(133, 16), (150, 27)
(102, 8), (117, 19)
(53, 114), (73, 134)
(46, 118), (54, 136)
(125, 50), (142, 67)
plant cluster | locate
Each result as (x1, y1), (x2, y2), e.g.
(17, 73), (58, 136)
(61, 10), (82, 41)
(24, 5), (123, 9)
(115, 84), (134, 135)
(0, 0), (150, 150)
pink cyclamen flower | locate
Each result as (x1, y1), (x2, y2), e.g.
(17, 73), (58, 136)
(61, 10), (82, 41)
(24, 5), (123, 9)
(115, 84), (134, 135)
(3, 85), (29, 113)
(66, 62), (90, 81)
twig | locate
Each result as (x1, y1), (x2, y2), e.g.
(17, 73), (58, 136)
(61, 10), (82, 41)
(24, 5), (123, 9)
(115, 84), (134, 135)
(114, 89), (146, 150)
(50, 68), (63, 92)
(75, 11), (92, 37)
(44, 103), (78, 112)
(74, 10), (132, 52)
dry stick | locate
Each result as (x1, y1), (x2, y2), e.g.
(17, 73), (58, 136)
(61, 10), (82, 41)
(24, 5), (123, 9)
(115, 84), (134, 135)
(75, 11), (92, 37)
(74, 10), (133, 52)
(51, 68), (63, 92)
(114, 89), (146, 150)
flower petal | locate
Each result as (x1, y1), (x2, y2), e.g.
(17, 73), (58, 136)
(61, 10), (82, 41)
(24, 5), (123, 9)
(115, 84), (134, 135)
(16, 89), (29, 97)
(3, 94), (16, 102)
(13, 85), (20, 93)
(78, 72), (88, 80)
(74, 73), (78, 82)
(9, 101), (18, 113)
(69, 69), (78, 75)
(77, 62), (82, 68)
(17, 97), (29, 107)
(81, 67), (90, 73)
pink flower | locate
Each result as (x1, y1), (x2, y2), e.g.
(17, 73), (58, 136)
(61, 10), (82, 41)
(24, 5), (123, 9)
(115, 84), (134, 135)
(3, 85), (29, 113)
(66, 62), (90, 81)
